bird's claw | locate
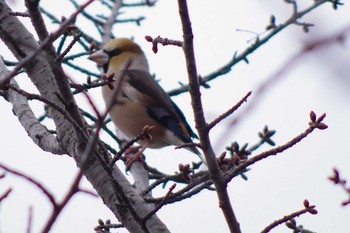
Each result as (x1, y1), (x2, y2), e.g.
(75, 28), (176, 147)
(124, 146), (145, 171)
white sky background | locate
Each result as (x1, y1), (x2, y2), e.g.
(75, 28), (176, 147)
(0, 0), (350, 232)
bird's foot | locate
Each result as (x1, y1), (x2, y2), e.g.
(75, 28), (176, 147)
(124, 146), (146, 170)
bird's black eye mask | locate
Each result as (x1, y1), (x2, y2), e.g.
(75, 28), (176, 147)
(103, 48), (122, 73)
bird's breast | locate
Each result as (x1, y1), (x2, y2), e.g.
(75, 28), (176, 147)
(102, 83), (172, 148)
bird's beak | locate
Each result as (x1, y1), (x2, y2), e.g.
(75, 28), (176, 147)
(88, 50), (109, 66)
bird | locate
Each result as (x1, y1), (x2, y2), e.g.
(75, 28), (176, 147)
(88, 38), (204, 164)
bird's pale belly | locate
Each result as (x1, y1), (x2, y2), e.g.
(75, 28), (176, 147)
(108, 100), (174, 148)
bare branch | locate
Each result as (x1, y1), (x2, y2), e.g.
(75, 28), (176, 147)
(102, 0), (122, 44)
(56, 31), (83, 62)
(225, 112), (328, 183)
(168, 0), (343, 96)
(206, 91), (252, 131)
(0, 188), (12, 203)
(0, 58), (65, 155)
(217, 24), (350, 144)
(26, 206), (33, 233)
(329, 168), (350, 206)
(261, 199), (317, 233)
(8, 84), (85, 139)
(177, 0), (241, 232)
(41, 171), (84, 233)
(0, 163), (57, 207)
(145, 35), (183, 53)
(25, 0), (94, 129)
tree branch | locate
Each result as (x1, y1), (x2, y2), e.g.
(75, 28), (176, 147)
(225, 112), (327, 183)
(168, 0), (342, 97)
(206, 91), (251, 131)
(102, 0), (122, 44)
(177, 2), (241, 232)
(0, 58), (65, 155)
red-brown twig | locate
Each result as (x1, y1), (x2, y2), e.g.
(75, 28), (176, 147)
(168, 0), (344, 97)
(261, 199), (317, 233)
(225, 111), (327, 183)
(56, 31), (83, 62)
(0, 163), (57, 206)
(26, 206), (33, 233)
(329, 168), (350, 206)
(206, 91), (252, 131)
(41, 171), (84, 233)
(0, 188), (12, 203)
(80, 60), (131, 167)
(145, 35), (183, 53)
(109, 125), (154, 167)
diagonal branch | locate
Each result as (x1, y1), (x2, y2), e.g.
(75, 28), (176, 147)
(0, 162), (57, 207)
(206, 91), (252, 131)
(25, 0), (94, 130)
(168, 0), (341, 97)
(261, 199), (317, 233)
(0, 58), (65, 155)
(225, 112), (327, 183)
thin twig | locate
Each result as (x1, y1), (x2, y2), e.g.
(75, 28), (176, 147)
(65, 61), (100, 77)
(109, 131), (145, 167)
(41, 171), (84, 233)
(142, 184), (176, 223)
(26, 206), (33, 233)
(216, 24), (350, 149)
(261, 200), (317, 233)
(80, 60), (131, 167)
(94, 221), (124, 232)
(79, 108), (121, 144)
(56, 31), (83, 62)
(329, 168), (350, 206)
(145, 35), (183, 53)
(0, 188), (12, 202)
(225, 112), (327, 183)
(0, 163), (57, 207)
(71, 78), (111, 95)
(145, 172), (212, 204)
(206, 91), (252, 131)
(168, 0), (341, 97)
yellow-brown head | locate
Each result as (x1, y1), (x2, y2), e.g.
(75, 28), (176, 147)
(89, 38), (149, 73)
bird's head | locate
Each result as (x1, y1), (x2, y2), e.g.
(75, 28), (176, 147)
(89, 38), (149, 73)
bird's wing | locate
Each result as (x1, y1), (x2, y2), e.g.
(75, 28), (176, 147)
(123, 69), (198, 140)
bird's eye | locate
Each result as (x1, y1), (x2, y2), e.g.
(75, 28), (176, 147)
(107, 48), (121, 58)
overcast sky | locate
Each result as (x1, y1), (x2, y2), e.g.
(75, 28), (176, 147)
(1, 1), (350, 232)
